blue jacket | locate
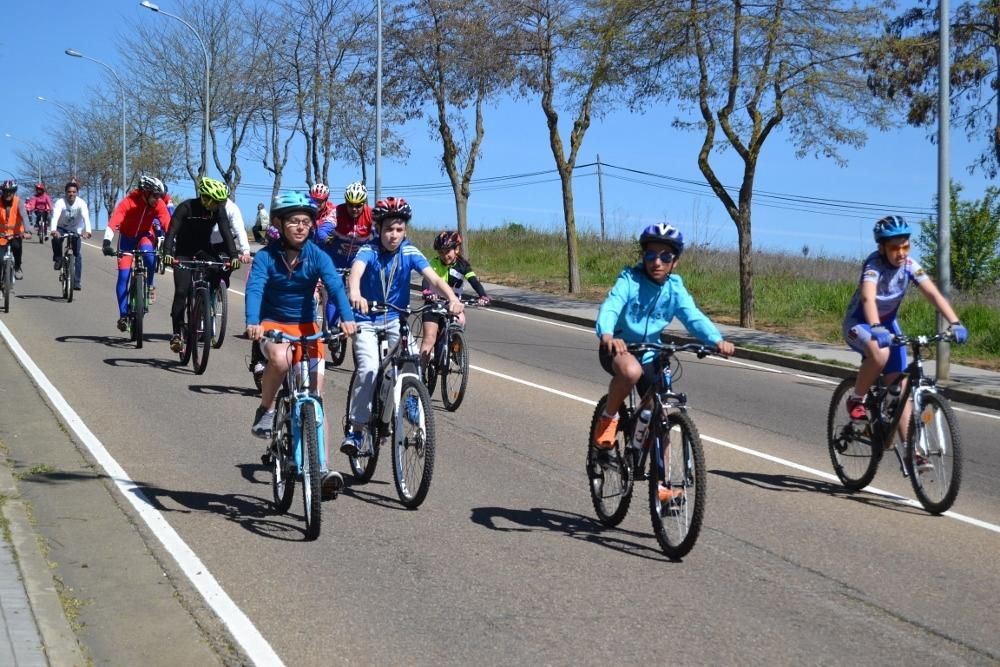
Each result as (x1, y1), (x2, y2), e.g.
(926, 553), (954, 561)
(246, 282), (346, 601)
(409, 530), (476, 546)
(353, 240), (430, 323)
(596, 266), (721, 351)
(245, 239), (353, 326)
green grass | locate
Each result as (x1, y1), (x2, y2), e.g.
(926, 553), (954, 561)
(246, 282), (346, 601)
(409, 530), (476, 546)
(409, 222), (1000, 368)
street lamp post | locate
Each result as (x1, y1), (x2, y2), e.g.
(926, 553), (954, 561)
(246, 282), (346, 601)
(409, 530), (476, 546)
(375, 0), (382, 203)
(37, 96), (78, 178)
(65, 49), (127, 198)
(140, 1), (210, 179)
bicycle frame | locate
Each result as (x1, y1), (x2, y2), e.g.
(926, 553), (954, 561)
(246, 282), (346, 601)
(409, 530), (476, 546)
(368, 302), (425, 432)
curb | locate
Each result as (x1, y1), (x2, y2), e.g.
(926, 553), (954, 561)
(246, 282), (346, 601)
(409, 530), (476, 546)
(484, 294), (1000, 413)
(0, 463), (85, 667)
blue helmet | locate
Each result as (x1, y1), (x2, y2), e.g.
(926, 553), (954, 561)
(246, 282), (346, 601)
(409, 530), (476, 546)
(873, 215), (911, 242)
(271, 191), (317, 220)
(639, 223), (685, 254)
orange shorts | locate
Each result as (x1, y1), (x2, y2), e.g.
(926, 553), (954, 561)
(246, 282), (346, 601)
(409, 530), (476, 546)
(260, 321), (325, 362)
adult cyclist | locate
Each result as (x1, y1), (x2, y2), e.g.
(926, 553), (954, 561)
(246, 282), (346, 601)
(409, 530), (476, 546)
(162, 177), (240, 353)
(26, 183), (53, 241)
(103, 175), (172, 332)
(0, 180), (32, 279)
(315, 181), (373, 325)
(50, 180), (92, 290)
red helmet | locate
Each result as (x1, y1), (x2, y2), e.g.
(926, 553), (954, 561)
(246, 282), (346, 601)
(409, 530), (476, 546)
(433, 230), (462, 250)
(35, 182), (45, 192)
(309, 183), (330, 203)
(373, 197), (412, 223)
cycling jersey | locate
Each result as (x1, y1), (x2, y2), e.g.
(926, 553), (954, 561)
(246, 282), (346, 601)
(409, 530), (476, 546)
(352, 239), (429, 323)
(245, 239), (352, 326)
(596, 265), (722, 360)
(843, 251), (929, 328)
(164, 198), (238, 259)
(49, 196), (91, 234)
(0, 196), (29, 240)
(423, 255), (487, 300)
(25, 193), (52, 213)
(315, 204), (373, 269)
(104, 190), (172, 241)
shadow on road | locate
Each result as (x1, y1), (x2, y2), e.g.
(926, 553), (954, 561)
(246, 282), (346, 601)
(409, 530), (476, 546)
(104, 357), (194, 373)
(17, 294), (65, 302)
(133, 484), (307, 541)
(189, 384), (259, 397)
(56, 332), (172, 348)
(470, 506), (669, 562)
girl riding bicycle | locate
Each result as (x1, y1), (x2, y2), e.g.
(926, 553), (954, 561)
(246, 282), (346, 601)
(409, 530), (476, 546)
(245, 191), (357, 494)
(593, 223), (734, 498)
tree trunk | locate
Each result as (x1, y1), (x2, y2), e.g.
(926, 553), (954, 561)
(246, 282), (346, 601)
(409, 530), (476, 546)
(558, 166), (581, 293)
(736, 213), (754, 328)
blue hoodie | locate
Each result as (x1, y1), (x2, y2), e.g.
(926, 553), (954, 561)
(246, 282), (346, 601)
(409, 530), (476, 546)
(595, 266), (721, 355)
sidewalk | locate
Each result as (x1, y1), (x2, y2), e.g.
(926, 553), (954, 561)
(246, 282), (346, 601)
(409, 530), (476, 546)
(478, 281), (1000, 412)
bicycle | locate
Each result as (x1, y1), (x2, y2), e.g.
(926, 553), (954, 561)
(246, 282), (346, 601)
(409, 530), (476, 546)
(172, 258), (228, 375)
(587, 342), (713, 560)
(33, 211), (49, 243)
(419, 296), (483, 412)
(827, 331), (964, 514)
(56, 231), (79, 303)
(114, 250), (153, 348)
(260, 328), (347, 541)
(0, 233), (18, 313)
(342, 301), (436, 509)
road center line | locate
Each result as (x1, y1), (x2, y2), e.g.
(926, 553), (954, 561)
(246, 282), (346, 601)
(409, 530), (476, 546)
(470, 363), (1000, 535)
(0, 321), (284, 667)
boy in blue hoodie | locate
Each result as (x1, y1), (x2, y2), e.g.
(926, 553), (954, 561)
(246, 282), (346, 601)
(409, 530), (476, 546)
(593, 223), (734, 450)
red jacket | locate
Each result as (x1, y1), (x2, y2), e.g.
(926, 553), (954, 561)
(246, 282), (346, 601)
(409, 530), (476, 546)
(108, 190), (171, 239)
(26, 193), (53, 213)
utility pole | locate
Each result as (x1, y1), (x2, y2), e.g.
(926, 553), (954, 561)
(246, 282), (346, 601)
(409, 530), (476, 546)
(936, 0), (951, 381)
(596, 154), (606, 241)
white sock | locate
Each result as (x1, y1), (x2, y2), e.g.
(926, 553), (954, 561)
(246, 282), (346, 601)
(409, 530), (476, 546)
(602, 410), (616, 419)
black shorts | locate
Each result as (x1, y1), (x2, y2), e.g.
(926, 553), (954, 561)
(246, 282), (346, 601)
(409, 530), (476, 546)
(598, 345), (656, 395)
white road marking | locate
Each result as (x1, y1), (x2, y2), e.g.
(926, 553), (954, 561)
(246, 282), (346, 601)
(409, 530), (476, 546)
(0, 321), (285, 667)
(470, 363), (1000, 535)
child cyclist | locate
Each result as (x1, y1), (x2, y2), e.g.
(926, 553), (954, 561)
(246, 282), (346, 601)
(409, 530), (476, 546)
(245, 191), (358, 495)
(594, 223), (734, 499)
(841, 215), (967, 468)
(342, 197), (464, 455)
(418, 230), (490, 368)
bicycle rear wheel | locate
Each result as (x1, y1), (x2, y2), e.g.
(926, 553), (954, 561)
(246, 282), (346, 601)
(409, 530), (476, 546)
(827, 377), (881, 490)
(344, 371), (380, 483)
(907, 392), (962, 514)
(301, 402), (322, 540)
(63, 254), (74, 302)
(269, 393), (295, 513)
(330, 337), (348, 366)
(178, 304), (193, 365)
(392, 375), (435, 508)
(648, 411), (706, 560)
(587, 396), (634, 527)
(441, 329), (470, 411)
(130, 270), (145, 348)
(190, 288), (212, 375)
(210, 284), (228, 349)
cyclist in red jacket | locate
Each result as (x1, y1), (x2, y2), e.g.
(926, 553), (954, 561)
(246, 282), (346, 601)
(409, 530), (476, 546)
(102, 176), (171, 332)
(25, 183), (53, 241)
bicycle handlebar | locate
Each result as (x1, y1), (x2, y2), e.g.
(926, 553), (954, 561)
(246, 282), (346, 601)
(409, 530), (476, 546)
(890, 331), (957, 347)
(626, 341), (716, 359)
(172, 258), (231, 269)
(262, 329), (348, 344)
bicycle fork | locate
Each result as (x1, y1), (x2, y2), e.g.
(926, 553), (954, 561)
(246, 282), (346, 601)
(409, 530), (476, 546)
(290, 395), (327, 473)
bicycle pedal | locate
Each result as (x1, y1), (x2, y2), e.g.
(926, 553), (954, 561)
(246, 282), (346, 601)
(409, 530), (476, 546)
(260, 452), (273, 466)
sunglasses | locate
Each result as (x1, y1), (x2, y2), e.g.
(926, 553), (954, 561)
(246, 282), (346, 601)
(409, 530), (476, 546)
(643, 250), (676, 264)
(285, 218), (313, 228)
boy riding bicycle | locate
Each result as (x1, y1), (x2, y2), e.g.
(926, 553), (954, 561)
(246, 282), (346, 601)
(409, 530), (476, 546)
(593, 223), (734, 500)
(841, 215), (967, 468)
(342, 197), (464, 455)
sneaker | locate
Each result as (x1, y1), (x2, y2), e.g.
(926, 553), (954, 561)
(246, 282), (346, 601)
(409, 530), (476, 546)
(405, 395), (421, 424)
(116, 317), (129, 332)
(593, 414), (619, 449)
(658, 483), (685, 505)
(846, 397), (867, 421)
(73, 285), (81, 291)
(148, 286), (157, 304)
(252, 361), (266, 375)
(251, 406), (276, 439)
(14, 269), (23, 280)
(53, 257), (63, 271)
(913, 453), (934, 474)
(169, 334), (183, 353)
(321, 470), (345, 497)
(340, 431), (364, 456)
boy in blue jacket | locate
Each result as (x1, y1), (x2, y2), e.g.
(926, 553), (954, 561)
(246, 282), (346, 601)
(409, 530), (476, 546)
(594, 223), (734, 451)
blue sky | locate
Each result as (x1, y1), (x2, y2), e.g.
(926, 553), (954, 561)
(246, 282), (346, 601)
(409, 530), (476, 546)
(3, 0), (993, 260)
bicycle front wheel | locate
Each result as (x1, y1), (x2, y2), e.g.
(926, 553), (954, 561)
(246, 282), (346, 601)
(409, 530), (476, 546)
(130, 271), (145, 348)
(2, 262), (11, 313)
(587, 396), (634, 527)
(344, 371), (380, 482)
(190, 288), (212, 375)
(270, 393), (295, 513)
(63, 254), (75, 302)
(907, 392), (963, 514)
(210, 285), (228, 349)
(392, 376), (435, 508)
(827, 377), (881, 490)
(330, 337), (348, 366)
(648, 411), (706, 560)
(301, 402), (322, 540)
(441, 330), (470, 411)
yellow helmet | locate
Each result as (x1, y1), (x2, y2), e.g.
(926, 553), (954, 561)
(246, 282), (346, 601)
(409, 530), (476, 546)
(197, 177), (229, 202)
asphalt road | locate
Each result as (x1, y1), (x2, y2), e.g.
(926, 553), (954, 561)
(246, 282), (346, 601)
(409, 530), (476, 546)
(3, 238), (999, 666)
